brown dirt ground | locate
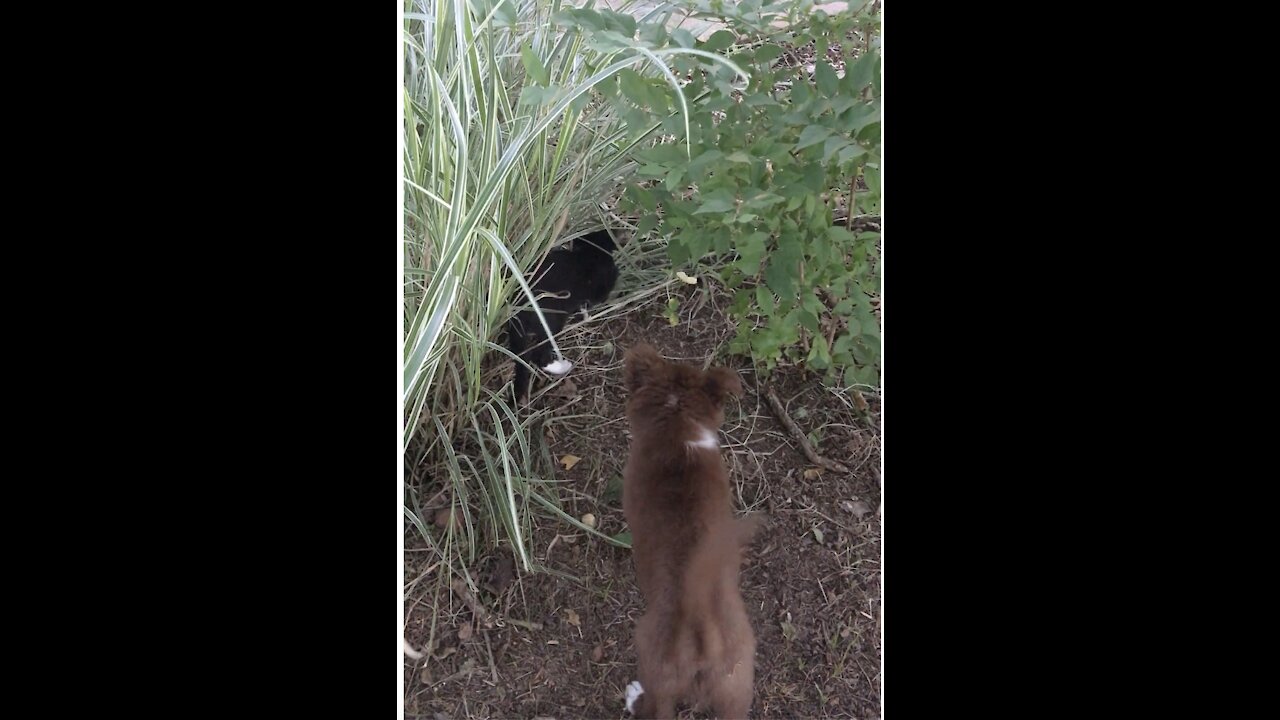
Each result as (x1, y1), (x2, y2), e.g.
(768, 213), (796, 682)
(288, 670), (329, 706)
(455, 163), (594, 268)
(404, 279), (881, 719)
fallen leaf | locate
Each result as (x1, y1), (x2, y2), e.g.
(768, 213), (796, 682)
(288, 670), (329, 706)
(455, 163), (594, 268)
(812, 527), (825, 544)
(602, 475), (624, 503)
(565, 608), (581, 627)
(550, 378), (578, 399)
(458, 622), (473, 641)
(419, 666), (433, 685)
(434, 508), (459, 529)
(485, 554), (515, 595)
(851, 391), (868, 412)
(560, 454), (581, 471)
(803, 468), (822, 480)
(841, 499), (872, 519)
(676, 270), (698, 284)
(591, 644), (604, 662)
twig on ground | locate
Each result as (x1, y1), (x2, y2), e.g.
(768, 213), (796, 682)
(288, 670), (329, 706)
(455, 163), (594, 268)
(763, 385), (852, 474)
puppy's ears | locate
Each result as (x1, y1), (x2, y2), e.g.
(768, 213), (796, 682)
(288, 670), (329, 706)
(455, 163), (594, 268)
(704, 366), (743, 404)
(624, 343), (663, 392)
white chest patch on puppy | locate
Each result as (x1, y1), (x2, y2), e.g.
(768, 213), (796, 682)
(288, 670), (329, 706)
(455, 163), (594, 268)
(685, 425), (719, 450)
(542, 358), (573, 376)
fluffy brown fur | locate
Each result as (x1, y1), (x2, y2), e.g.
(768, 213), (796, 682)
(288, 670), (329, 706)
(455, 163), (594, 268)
(622, 343), (762, 719)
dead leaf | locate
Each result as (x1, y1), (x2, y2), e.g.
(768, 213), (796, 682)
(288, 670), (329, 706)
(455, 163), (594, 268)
(564, 608), (581, 627)
(419, 666), (433, 685)
(487, 554), (515, 595)
(591, 644), (604, 662)
(812, 527), (825, 544)
(458, 622), (473, 641)
(841, 499), (872, 519)
(560, 454), (581, 471)
(803, 468), (822, 480)
(851, 391), (868, 412)
(550, 379), (578, 399)
(434, 508), (459, 529)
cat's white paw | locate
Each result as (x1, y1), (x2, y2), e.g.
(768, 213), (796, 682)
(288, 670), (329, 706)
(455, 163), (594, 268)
(543, 359), (573, 376)
(624, 680), (645, 714)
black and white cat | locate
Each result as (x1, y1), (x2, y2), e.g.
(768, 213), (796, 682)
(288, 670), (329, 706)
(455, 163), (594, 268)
(507, 229), (619, 404)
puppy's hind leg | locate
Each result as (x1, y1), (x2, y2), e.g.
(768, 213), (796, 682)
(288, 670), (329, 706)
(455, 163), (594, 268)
(708, 656), (754, 719)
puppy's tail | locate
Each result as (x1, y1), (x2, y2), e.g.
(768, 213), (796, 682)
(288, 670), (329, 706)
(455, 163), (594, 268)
(678, 513), (766, 657)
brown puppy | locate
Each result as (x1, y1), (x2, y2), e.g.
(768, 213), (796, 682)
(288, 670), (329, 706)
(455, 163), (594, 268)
(622, 343), (761, 719)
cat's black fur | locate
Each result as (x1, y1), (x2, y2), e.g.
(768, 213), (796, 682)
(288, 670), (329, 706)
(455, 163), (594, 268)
(507, 229), (619, 403)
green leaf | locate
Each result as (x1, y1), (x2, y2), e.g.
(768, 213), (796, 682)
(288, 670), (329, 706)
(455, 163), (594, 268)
(601, 9), (637, 38)
(702, 30), (736, 53)
(838, 144), (868, 164)
(636, 214), (659, 235)
(845, 50), (877, 93)
(492, 0), (516, 26)
(823, 135), (850, 162)
(518, 85), (556, 106)
(815, 61), (838, 96)
(695, 193), (736, 214)
(796, 124), (833, 149)
(585, 29), (637, 52)
(671, 28), (697, 48)
(857, 121), (881, 144)
(727, 150), (752, 163)
(688, 149), (726, 175)
(765, 253), (797, 298)
(830, 96), (860, 115)
(736, 232), (769, 275)
(618, 69), (649, 107)
(864, 166), (881, 197)
(799, 308), (819, 333)
(755, 44), (783, 63)
(665, 168), (687, 192)
(627, 185), (657, 211)
(520, 44), (550, 86)
(611, 531), (633, 547)
(745, 192), (784, 209)
(756, 285), (776, 315)
(807, 335), (832, 370)
(638, 21), (668, 45)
